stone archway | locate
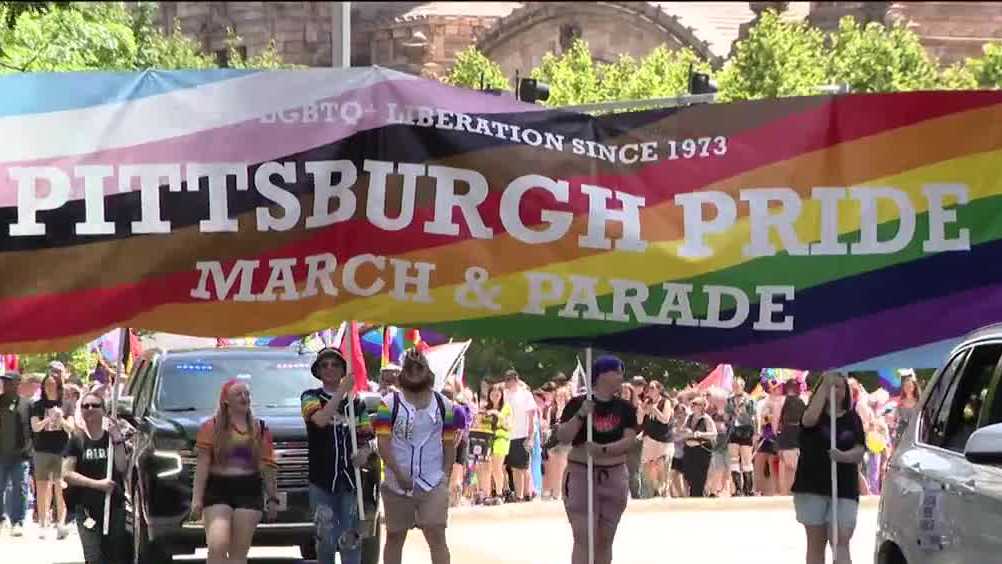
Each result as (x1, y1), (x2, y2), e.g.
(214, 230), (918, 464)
(476, 2), (719, 79)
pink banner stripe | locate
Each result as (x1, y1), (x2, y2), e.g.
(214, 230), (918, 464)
(0, 79), (537, 207)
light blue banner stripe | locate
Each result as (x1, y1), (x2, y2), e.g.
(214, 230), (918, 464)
(838, 337), (962, 371)
(0, 69), (258, 117)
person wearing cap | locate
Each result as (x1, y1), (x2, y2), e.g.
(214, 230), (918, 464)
(555, 355), (640, 564)
(0, 371), (32, 537)
(300, 347), (374, 564)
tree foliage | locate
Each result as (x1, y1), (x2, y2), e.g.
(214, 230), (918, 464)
(716, 11), (826, 102)
(961, 42), (1002, 88)
(0, 1), (292, 73)
(827, 17), (942, 93)
(443, 45), (509, 90)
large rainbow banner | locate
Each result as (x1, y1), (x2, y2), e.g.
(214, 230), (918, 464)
(2, 67), (1000, 370)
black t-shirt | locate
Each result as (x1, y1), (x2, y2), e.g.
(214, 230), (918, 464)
(790, 409), (866, 501)
(63, 431), (125, 515)
(560, 395), (639, 446)
(30, 398), (69, 454)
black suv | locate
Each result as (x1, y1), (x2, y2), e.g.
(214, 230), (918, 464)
(119, 347), (383, 563)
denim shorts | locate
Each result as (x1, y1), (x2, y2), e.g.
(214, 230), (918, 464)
(793, 493), (858, 530)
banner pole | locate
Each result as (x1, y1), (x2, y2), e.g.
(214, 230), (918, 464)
(345, 322), (366, 528)
(104, 328), (127, 535)
(830, 382), (839, 562)
(585, 347), (594, 564)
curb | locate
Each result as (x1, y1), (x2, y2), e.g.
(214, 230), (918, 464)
(448, 495), (881, 523)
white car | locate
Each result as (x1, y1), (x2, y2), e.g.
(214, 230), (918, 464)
(875, 324), (1002, 563)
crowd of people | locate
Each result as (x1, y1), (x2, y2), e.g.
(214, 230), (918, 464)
(0, 360), (120, 541)
(423, 367), (918, 510)
(0, 349), (921, 564)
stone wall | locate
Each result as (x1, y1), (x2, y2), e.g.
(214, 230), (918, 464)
(477, 3), (714, 80)
(154, 2), (1002, 74)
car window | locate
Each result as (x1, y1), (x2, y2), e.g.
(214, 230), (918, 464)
(156, 355), (316, 411)
(936, 344), (1002, 452)
(132, 360), (156, 419)
(919, 349), (968, 445)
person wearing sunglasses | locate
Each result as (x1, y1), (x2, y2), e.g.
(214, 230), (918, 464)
(301, 347), (374, 564)
(61, 391), (129, 564)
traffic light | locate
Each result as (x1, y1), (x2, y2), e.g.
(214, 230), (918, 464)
(517, 78), (550, 104)
(688, 71), (717, 95)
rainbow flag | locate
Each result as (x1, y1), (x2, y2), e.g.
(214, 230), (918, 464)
(3, 68), (1002, 372)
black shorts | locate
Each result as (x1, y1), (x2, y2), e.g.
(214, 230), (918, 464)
(505, 438), (530, 470)
(455, 436), (469, 466)
(729, 426), (755, 447)
(204, 474), (264, 511)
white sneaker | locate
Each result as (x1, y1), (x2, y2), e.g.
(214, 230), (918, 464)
(38, 527), (47, 540)
(56, 525), (69, 540)
(11, 524), (23, 537)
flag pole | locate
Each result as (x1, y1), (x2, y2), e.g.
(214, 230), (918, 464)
(104, 328), (127, 534)
(830, 380), (839, 562)
(585, 347), (594, 564)
(344, 321), (366, 547)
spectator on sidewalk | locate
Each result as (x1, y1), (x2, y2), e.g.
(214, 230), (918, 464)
(30, 366), (72, 540)
(0, 372), (32, 537)
(503, 370), (537, 503)
(681, 397), (716, 498)
(639, 381), (673, 498)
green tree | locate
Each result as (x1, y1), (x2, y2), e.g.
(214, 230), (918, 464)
(961, 42), (1002, 88)
(0, 2), (292, 73)
(716, 10), (826, 102)
(443, 45), (509, 90)
(19, 348), (98, 381)
(827, 16), (942, 93)
(222, 28), (299, 70)
(530, 39), (602, 106)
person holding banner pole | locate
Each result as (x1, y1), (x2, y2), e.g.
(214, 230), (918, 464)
(791, 372), (865, 564)
(62, 390), (129, 564)
(301, 344), (374, 564)
(556, 354), (638, 564)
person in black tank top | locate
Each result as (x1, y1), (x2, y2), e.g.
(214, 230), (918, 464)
(776, 379), (807, 495)
(639, 381), (673, 498)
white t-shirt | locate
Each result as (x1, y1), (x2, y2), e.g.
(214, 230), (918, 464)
(505, 386), (537, 439)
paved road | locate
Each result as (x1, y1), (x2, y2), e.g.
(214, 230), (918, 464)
(5, 497), (878, 564)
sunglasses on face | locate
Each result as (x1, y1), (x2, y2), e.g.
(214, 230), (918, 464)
(80, 403), (103, 410)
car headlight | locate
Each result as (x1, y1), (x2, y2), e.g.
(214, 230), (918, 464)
(153, 450), (182, 478)
(152, 437), (191, 478)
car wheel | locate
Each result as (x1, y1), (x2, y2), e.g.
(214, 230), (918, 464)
(299, 540), (318, 561)
(361, 514), (382, 564)
(133, 487), (172, 564)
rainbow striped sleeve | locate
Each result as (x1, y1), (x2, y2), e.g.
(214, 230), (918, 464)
(301, 390), (323, 422)
(355, 398), (374, 442)
(372, 399), (394, 437)
(442, 403), (467, 443)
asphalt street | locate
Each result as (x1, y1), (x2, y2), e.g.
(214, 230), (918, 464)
(5, 496), (879, 564)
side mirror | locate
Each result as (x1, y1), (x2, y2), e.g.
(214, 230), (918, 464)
(116, 395), (134, 420)
(964, 422), (1002, 465)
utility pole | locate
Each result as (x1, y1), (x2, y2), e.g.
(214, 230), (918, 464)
(331, 2), (350, 68)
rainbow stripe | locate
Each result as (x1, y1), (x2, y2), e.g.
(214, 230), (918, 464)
(1, 68), (1001, 371)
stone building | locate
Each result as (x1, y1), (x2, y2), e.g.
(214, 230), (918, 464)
(155, 2), (1002, 78)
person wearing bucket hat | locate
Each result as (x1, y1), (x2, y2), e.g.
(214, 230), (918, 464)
(555, 354), (639, 564)
(0, 372), (32, 537)
(301, 346), (374, 564)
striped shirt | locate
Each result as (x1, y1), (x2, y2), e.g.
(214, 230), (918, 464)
(372, 391), (465, 494)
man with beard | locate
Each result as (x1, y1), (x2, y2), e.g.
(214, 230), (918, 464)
(374, 349), (466, 564)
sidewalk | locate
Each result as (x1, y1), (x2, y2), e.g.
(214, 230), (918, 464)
(449, 494), (881, 523)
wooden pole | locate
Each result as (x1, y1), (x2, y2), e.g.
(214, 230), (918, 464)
(830, 383), (839, 562)
(585, 347), (594, 564)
